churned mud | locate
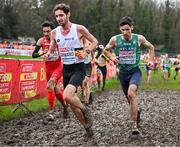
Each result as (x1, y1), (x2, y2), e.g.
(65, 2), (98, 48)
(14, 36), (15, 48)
(0, 88), (180, 146)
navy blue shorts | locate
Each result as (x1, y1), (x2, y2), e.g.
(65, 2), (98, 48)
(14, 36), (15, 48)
(119, 68), (142, 97)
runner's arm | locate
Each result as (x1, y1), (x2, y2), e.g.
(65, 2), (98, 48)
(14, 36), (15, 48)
(103, 36), (118, 64)
(32, 38), (45, 58)
(48, 30), (56, 54)
(139, 35), (154, 62)
(78, 25), (98, 52)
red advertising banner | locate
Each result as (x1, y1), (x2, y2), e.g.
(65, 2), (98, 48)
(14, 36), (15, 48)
(0, 59), (47, 105)
(0, 59), (19, 105)
(0, 58), (116, 106)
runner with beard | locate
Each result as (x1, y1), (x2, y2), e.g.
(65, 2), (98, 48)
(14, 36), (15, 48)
(32, 21), (68, 120)
(47, 3), (98, 140)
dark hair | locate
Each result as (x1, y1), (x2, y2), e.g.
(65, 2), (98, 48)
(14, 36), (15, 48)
(119, 16), (134, 26)
(41, 21), (54, 29)
(53, 3), (70, 14)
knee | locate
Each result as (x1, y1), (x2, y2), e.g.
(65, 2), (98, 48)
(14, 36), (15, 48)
(83, 80), (87, 87)
(127, 87), (136, 101)
(47, 79), (56, 91)
(63, 92), (71, 102)
(63, 85), (75, 102)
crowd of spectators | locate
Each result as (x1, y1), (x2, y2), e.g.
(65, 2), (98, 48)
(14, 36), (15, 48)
(0, 41), (35, 50)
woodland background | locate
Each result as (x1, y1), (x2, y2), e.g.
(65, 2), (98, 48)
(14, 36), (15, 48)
(0, 0), (180, 53)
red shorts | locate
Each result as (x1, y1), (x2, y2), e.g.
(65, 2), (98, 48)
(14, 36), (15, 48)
(45, 59), (63, 83)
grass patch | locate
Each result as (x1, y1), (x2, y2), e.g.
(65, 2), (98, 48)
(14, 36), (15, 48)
(0, 66), (179, 122)
(140, 67), (180, 90)
(0, 98), (49, 121)
(0, 55), (43, 60)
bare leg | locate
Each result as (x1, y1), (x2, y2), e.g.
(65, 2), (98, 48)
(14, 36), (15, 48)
(63, 84), (91, 128)
(147, 70), (152, 83)
(128, 84), (140, 134)
(128, 84), (138, 123)
(82, 76), (91, 104)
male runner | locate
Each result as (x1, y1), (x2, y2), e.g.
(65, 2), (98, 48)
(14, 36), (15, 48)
(94, 44), (110, 91)
(32, 21), (68, 120)
(103, 16), (154, 135)
(81, 39), (94, 105)
(48, 3), (98, 139)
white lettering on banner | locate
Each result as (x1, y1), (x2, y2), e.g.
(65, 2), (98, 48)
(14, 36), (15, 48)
(21, 64), (33, 73)
(21, 81), (36, 85)
(0, 82), (10, 93)
(0, 82), (9, 88)
(0, 88), (9, 93)
(21, 85), (35, 91)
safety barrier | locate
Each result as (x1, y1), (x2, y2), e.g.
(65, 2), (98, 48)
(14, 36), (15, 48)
(0, 58), (47, 106)
(0, 59), (117, 106)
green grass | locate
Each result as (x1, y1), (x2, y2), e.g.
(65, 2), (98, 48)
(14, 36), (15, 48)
(0, 55), (43, 60)
(0, 61), (179, 122)
(0, 98), (49, 121)
(140, 67), (180, 90)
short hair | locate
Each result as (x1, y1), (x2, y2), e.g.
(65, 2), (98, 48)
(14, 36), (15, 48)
(41, 21), (54, 29)
(53, 3), (70, 14)
(119, 16), (134, 26)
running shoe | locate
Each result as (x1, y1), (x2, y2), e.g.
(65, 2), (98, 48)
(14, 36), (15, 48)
(132, 123), (141, 135)
(137, 109), (141, 127)
(81, 106), (93, 128)
(46, 113), (55, 121)
(84, 127), (94, 142)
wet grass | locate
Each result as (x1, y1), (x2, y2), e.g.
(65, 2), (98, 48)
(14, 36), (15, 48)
(0, 63), (179, 122)
(140, 68), (180, 90)
(0, 55), (43, 60)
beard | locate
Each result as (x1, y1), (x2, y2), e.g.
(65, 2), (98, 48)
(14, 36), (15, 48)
(58, 19), (68, 27)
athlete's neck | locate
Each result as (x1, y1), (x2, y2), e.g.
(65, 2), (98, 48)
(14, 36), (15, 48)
(61, 22), (72, 35)
(122, 34), (133, 41)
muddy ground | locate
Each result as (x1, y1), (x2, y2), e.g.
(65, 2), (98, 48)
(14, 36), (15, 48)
(0, 88), (180, 146)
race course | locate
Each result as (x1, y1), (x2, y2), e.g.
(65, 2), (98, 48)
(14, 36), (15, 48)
(0, 88), (179, 146)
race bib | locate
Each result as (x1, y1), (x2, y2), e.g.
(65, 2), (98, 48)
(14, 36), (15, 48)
(119, 50), (136, 64)
(60, 47), (76, 64)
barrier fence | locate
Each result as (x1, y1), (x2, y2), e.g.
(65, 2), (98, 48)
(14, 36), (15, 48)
(0, 59), (117, 106)
(0, 58), (47, 106)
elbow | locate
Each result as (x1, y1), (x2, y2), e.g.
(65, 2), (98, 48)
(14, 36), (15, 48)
(151, 45), (155, 52)
(32, 53), (38, 58)
(95, 40), (98, 47)
(32, 53), (35, 58)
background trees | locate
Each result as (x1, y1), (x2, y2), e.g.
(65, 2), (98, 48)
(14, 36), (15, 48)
(0, 0), (180, 53)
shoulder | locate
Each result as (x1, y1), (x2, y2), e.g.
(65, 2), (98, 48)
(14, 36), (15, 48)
(137, 34), (146, 44)
(50, 28), (57, 39)
(110, 36), (116, 42)
(36, 37), (44, 45)
(76, 24), (88, 33)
